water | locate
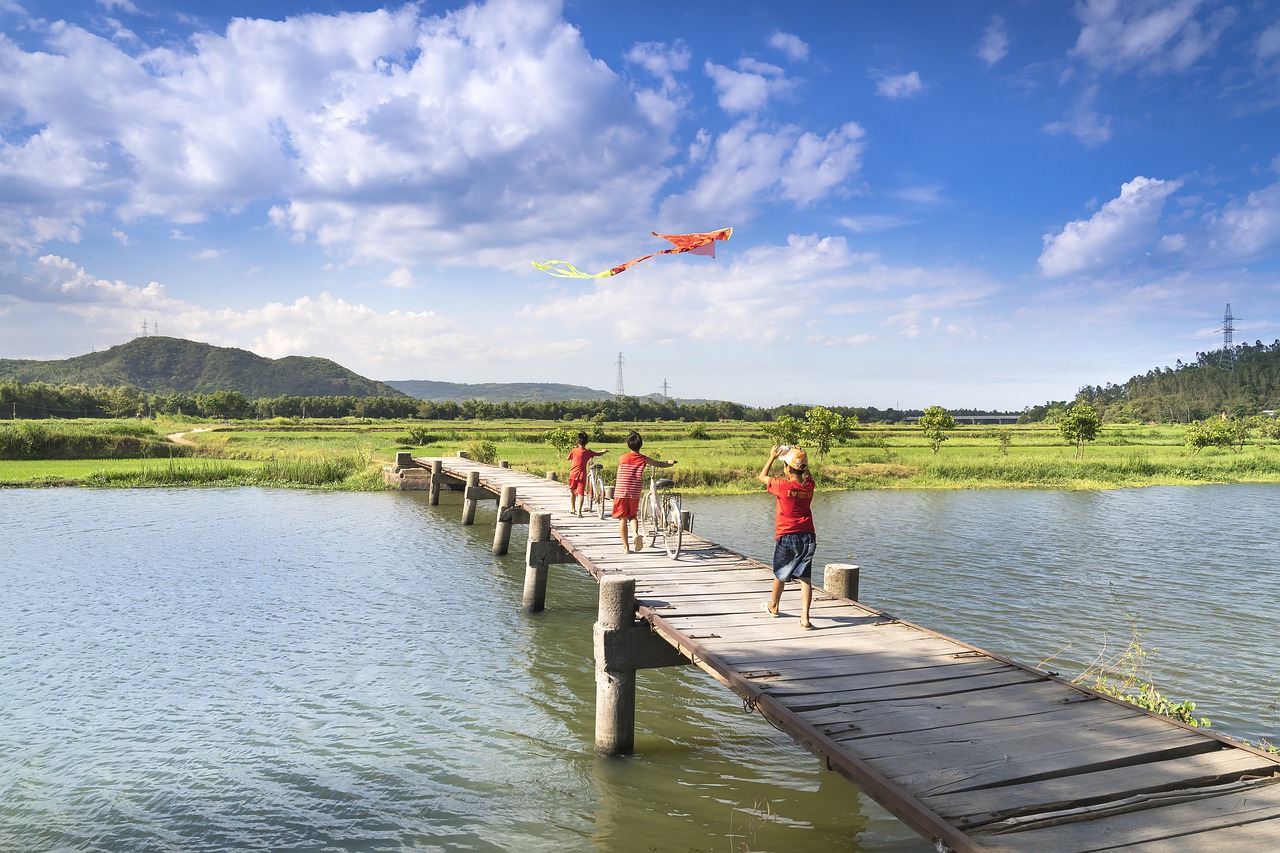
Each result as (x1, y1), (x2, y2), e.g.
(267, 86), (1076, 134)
(2, 485), (1277, 852)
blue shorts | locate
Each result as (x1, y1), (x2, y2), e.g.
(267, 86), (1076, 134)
(773, 532), (816, 582)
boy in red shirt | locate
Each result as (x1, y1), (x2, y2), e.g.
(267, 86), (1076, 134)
(612, 430), (676, 553)
(757, 444), (817, 629)
(567, 431), (607, 516)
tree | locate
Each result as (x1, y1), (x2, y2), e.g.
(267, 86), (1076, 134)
(918, 406), (956, 455)
(762, 414), (804, 446)
(800, 405), (856, 457)
(1058, 401), (1101, 458)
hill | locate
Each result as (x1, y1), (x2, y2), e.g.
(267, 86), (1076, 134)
(0, 337), (406, 399)
(387, 379), (614, 403)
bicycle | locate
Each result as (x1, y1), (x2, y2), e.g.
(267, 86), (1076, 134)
(638, 472), (684, 558)
(583, 462), (607, 519)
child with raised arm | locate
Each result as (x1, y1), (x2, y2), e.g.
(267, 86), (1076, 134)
(758, 444), (817, 629)
(612, 430), (676, 554)
(567, 431), (607, 516)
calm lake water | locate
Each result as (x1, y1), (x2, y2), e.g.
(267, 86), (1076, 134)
(2, 484), (1277, 852)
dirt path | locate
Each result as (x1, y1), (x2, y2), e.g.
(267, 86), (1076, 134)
(166, 427), (215, 446)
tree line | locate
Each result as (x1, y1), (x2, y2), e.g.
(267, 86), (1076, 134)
(1, 379), (1019, 424)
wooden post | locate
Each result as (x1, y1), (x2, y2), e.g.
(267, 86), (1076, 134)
(594, 576), (637, 755)
(523, 512), (551, 612)
(428, 460), (443, 505)
(824, 563), (860, 601)
(461, 470), (480, 525)
(493, 485), (517, 556)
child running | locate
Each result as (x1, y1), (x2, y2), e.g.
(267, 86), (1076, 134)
(566, 431), (607, 517)
(612, 430), (676, 554)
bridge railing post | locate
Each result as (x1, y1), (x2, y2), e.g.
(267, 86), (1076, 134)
(824, 563), (860, 601)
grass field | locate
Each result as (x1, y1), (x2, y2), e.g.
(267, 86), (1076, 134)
(4, 417), (1280, 491)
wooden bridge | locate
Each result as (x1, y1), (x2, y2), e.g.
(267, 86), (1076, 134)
(387, 454), (1280, 852)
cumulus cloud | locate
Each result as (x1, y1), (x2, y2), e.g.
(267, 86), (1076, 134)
(659, 120), (866, 222)
(705, 58), (796, 113)
(1207, 179), (1280, 260)
(768, 31), (809, 62)
(1038, 176), (1182, 277)
(977, 15), (1009, 67)
(872, 70), (924, 99)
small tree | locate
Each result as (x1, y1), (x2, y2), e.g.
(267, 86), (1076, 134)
(918, 406), (956, 455)
(1059, 401), (1102, 459)
(800, 405), (856, 457)
(995, 428), (1012, 456)
(762, 414), (804, 447)
(543, 427), (576, 455)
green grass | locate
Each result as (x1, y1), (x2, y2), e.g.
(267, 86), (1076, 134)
(4, 417), (1280, 492)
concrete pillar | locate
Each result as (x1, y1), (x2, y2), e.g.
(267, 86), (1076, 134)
(428, 460), (443, 505)
(523, 512), (551, 612)
(824, 563), (860, 601)
(493, 485), (517, 556)
(679, 510), (693, 533)
(462, 470), (480, 525)
(594, 576), (637, 755)
(546, 471), (558, 482)
(395, 451), (413, 468)
(499, 460), (510, 468)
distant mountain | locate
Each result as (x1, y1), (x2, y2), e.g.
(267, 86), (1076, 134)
(387, 379), (613, 403)
(0, 337), (406, 398)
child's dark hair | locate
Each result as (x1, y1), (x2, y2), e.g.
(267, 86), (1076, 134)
(576, 431), (589, 446)
(626, 430), (643, 452)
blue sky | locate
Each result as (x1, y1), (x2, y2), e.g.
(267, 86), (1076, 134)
(3, 0), (1280, 410)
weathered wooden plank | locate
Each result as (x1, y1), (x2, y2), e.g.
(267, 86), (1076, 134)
(971, 778), (1280, 852)
(925, 749), (1280, 828)
(866, 714), (1217, 798)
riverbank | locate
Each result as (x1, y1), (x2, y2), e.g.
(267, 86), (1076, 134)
(4, 416), (1280, 490)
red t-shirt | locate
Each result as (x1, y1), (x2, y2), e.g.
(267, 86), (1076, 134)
(614, 451), (648, 500)
(567, 447), (605, 479)
(766, 476), (815, 538)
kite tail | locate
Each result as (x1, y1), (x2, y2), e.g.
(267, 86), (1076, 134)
(530, 260), (617, 279)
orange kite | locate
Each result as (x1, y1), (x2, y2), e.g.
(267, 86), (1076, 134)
(532, 227), (732, 279)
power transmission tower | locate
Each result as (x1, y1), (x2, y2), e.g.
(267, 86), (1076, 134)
(1223, 303), (1236, 370)
(661, 378), (670, 401)
(141, 318), (148, 337)
(614, 352), (625, 398)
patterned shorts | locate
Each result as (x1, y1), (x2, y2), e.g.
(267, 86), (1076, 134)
(773, 532), (816, 582)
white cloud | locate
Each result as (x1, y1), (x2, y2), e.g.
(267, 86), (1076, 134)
(977, 15), (1009, 67)
(1044, 84), (1112, 147)
(386, 267), (419, 289)
(705, 58), (795, 114)
(659, 120), (865, 221)
(1038, 176), (1182, 277)
(1070, 0), (1235, 75)
(191, 248), (222, 261)
(768, 31), (809, 62)
(1207, 180), (1280, 260)
(872, 70), (924, 99)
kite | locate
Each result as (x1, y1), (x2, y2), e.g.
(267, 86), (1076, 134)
(532, 227), (732, 279)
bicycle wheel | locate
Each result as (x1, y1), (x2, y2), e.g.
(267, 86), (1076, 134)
(595, 475), (607, 519)
(662, 495), (683, 558)
(641, 492), (660, 543)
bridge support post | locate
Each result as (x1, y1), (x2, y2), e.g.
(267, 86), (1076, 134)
(595, 576), (637, 755)
(824, 563), (860, 601)
(493, 485), (518, 555)
(593, 577), (689, 755)
(428, 460), (443, 505)
(461, 471), (481, 525)
(523, 512), (571, 612)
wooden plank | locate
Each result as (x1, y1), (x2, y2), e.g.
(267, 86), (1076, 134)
(972, 778), (1280, 852)
(865, 715), (1217, 797)
(924, 749), (1280, 828)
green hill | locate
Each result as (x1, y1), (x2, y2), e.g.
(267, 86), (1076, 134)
(0, 337), (406, 399)
(387, 379), (613, 403)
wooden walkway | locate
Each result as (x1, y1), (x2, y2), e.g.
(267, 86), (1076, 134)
(403, 457), (1280, 852)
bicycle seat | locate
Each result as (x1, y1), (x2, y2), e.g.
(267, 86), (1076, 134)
(590, 463), (603, 471)
(654, 478), (675, 489)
